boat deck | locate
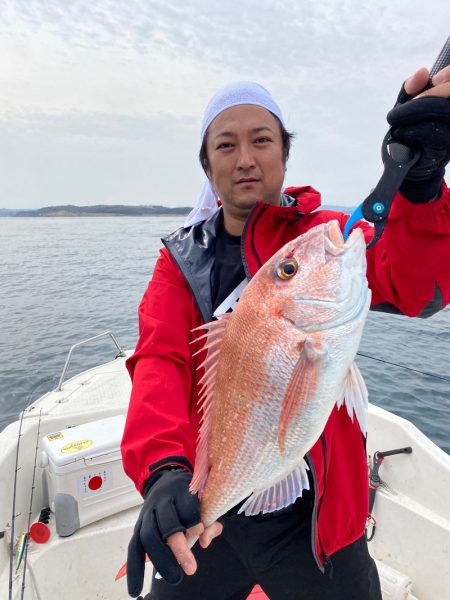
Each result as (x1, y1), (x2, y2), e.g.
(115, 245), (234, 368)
(1, 352), (449, 599)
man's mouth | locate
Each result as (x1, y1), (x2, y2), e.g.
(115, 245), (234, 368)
(236, 178), (259, 184)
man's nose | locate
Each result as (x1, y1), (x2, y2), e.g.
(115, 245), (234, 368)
(236, 143), (255, 169)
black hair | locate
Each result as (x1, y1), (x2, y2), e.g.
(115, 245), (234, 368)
(198, 112), (295, 175)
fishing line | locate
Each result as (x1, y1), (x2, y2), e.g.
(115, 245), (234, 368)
(20, 409), (43, 599)
(7, 379), (55, 600)
(8, 409), (25, 600)
(357, 351), (450, 383)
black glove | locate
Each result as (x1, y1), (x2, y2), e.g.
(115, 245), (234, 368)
(387, 84), (450, 202)
(127, 468), (201, 597)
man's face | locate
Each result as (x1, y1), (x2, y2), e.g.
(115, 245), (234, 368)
(205, 105), (286, 232)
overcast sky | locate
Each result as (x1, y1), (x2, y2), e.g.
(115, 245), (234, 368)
(0, 0), (448, 209)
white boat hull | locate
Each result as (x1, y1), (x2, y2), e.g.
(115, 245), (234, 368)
(1, 354), (449, 599)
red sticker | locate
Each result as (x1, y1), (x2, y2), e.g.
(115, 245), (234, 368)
(88, 475), (103, 490)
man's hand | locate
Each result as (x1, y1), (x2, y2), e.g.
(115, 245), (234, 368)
(126, 469), (223, 597)
(406, 65), (450, 99)
(165, 519), (223, 572)
(387, 65), (450, 202)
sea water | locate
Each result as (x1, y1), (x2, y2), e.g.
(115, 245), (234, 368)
(0, 216), (449, 453)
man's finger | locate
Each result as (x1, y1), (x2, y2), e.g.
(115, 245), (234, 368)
(432, 64), (450, 86)
(166, 531), (198, 576)
(185, 522), (205, 539)
(404, 67), (429, 96)
(140, 511), (183, 585)
(126, 528), (146, 597)
(155, 498), (187, 541)
(199, 520), (224, 549)
(415, 81), (450, 100)
(175, 487), (202, 529)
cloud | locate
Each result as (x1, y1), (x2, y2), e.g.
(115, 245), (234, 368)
(2, 0), (448, 121)
(0, 0), (448, 208)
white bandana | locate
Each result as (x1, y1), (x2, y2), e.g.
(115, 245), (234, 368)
(184, 82), (285, 227)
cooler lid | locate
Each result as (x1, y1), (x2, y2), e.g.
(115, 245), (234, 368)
(42, 415), (125, 467)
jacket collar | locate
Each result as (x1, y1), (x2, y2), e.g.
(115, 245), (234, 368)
(162, 186), (322, 322)
(283, 186), (322, 213)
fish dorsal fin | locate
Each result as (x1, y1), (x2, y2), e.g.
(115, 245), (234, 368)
(278, 334), (327, 454)
(237, 459), (310, 516)
(190, 314), (232, 495)
(337, 362), (368, 436)
(191, 314), (231, 355)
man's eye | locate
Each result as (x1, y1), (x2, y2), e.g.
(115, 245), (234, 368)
(217, 142), (233, 150)
(255, 137), (270, 144)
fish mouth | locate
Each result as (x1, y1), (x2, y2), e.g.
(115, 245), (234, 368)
(288, 221), (369, 332)
(325, 220), (364, 257)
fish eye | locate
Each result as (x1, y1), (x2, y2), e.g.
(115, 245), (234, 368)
(276, 259), (298, 280)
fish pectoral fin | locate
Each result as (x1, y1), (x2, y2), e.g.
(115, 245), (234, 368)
(237, 460), (310, 517)
(277, 334), (327, 454)
(337, 362), (368, 436)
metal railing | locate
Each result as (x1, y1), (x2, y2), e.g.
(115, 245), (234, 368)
(55, 331), (126, 391)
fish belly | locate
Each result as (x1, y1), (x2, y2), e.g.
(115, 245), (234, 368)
(199, 320), (349, 525)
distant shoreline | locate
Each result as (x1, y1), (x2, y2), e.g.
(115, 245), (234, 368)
(0, 205), (192, 217)
(0, 203), (353, 218)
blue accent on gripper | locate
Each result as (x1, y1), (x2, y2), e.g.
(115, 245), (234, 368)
(373, 202), (385, 214)
(343, 204), (364, 240)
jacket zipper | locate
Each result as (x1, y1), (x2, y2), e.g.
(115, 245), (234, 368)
(241, 203), (267, 279)
(240, 195), (302, 279)
(308, 434), (333, 576)
(307, 452), (325, 574)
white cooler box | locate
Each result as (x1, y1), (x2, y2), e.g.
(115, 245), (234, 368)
(41, 415), (142, 536)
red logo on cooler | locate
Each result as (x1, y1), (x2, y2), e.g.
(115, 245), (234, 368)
(88, 475), (103, 490)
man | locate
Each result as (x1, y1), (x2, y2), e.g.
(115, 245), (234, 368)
(121, 66), (450, 599)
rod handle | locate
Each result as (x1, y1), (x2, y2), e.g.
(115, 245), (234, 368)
(430, 35), (450, 78)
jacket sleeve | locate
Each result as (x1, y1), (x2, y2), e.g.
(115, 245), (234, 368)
(344, 181), (450, 317)
(121, 247), (201, 494)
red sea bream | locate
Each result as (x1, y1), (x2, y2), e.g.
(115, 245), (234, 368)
(190, 220), (371, 527)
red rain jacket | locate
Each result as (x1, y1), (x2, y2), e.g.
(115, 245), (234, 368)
(122, 183), (450, 567)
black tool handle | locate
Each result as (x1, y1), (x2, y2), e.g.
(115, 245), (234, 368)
(429, 35), (450, 78)
(375, 446), (412, 461)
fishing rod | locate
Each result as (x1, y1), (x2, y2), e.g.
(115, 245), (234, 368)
(20, 409), (43, 599)
(7, 378), (56, 600)
(356, 351), (450, 383)
(8, 409), (25, 600)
